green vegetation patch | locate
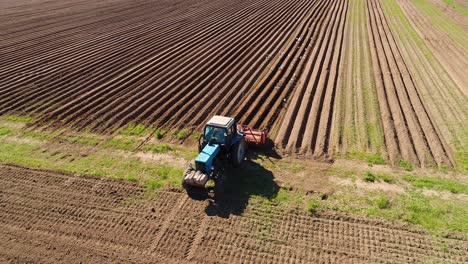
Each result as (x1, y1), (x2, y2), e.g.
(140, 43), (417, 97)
(175, 129), (189, 140)
(271, 188), (304, 206)
(64, 134), (101, 146)
(325, 163), (467, 233)
(401, 191), (467, 232)
(454, 149), (468, 174)
(0, 123), (191, 192)
(120, 124), (147, 136)
(103, 137), (139, 151)
(0, 126), (12, 136)
(443, 0), (468, 15)
(154, 128), (165, 139)
(399, 159), (413, 171)
(142, 143), (175, 154)
(328, 166), (358, 181)
(145, 165), (183, 190)
(5, 115), (33, 123)
(374, 193), (390, 209)
(363, 171), (377, 182)
(402, 174), (468, 194)
(190, 131), (203, 142)
(0, 138), (183, 191)
(325, 188), (467, 232)
(21, 130), (56, 141)
(0, 141), (47, 168)
(307, 196), (322, 214)
(343, 151), (386, 166)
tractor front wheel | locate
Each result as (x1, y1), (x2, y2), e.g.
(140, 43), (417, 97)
(231, 138), (246, 167)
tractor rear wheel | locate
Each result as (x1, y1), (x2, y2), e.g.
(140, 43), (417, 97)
(214, 175), (225, 201)
(213, 159), (225, 200)
(231, 138), (246, 167)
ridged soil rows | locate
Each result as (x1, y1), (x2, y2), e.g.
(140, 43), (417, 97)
(1, 164), (466, 263)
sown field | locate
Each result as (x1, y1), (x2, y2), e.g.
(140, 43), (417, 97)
(1, 1), (467, 262)
(1, 164), (467, 263)
(0, 0), (466, 168)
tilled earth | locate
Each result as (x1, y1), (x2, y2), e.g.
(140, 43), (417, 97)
(2, 0), (465, 167)
(0, 164), (467, 263)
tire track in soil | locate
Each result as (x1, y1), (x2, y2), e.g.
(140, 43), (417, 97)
(186, 215), (209, 261)
(149, 194), (188, 252)
(0, 164), (467, 263)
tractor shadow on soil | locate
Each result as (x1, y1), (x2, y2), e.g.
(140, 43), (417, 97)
(187, 143), (281, 218)
(204, 160), (279, 218)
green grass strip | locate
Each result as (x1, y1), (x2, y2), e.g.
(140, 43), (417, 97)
(403, 174), (468, 194)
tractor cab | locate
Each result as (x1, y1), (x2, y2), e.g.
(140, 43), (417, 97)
(202, 115), (239, 148)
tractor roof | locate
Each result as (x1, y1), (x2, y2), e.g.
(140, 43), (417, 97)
(206, 115), (235, 128)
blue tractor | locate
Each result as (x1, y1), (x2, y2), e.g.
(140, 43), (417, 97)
(183, 115), (267, 198)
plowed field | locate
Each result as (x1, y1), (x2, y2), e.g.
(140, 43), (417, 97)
(1, 164), (467, 263)
(0, 0), (466, 167)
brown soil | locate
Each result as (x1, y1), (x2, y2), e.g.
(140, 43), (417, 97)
(0, 0), (350, 160)
(427, 0), (468, 31)
(1, 164), (467, 263)
(365, 0), (456, 167)
(331, 0), (384, 156)
(397, 0), (468, 98)
(0, 0), (465, 168)
(0, 0), (322, 136)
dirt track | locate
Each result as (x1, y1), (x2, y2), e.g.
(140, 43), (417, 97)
(0, 164), (467, 263)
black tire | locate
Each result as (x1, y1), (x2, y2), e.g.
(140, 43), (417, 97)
(182, 180), (189, 189)
(214, 172), (225, 201)
(213, 158), (225, 200)
(198, 135), (206, 153)
(182, 172), (191, 190)
(230, 138), (246, 167)
(182, 162), (194, 189)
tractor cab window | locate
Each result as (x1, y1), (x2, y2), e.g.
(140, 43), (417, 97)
(229, 125), (236, 136)
(204, 126), (227, 145)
